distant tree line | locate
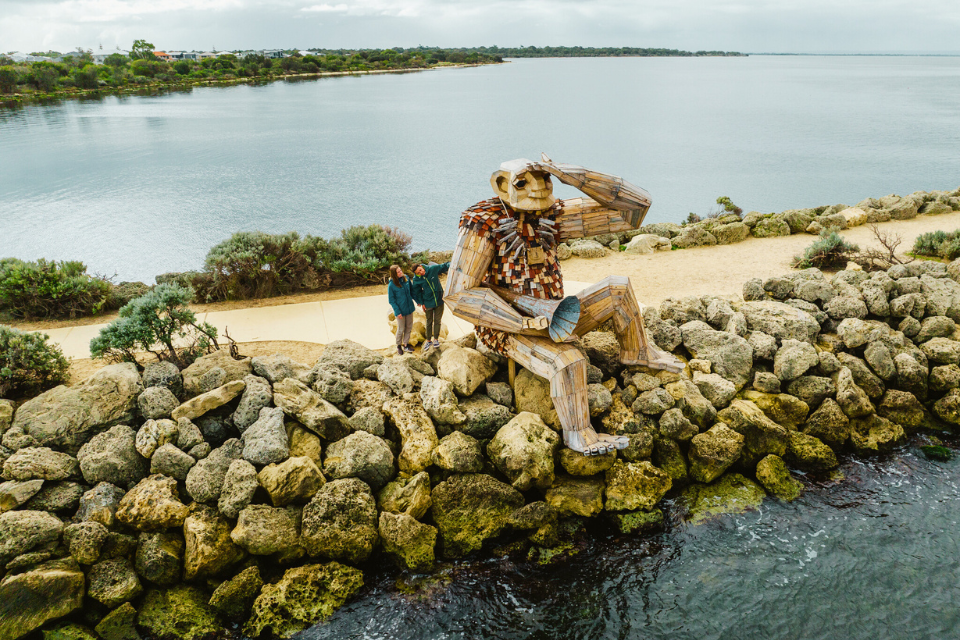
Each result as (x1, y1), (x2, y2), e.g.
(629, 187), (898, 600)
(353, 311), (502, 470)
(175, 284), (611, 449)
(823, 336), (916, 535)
(396, 45), (746, 58)
(0, 43), (504, 96)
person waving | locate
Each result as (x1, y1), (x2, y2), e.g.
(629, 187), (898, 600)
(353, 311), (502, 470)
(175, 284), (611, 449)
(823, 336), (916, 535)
(411, 261), (450, 350)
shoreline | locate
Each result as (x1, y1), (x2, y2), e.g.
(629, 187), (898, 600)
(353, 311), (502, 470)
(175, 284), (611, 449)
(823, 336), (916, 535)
(0, 62), (498, 108)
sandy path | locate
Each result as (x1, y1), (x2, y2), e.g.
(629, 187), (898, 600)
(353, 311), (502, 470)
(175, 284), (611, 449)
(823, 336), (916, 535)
(561, 213), (960, 307)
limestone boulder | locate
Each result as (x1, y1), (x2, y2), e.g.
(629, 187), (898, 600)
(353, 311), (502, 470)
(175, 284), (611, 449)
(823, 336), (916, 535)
(785, 431), (838, 471)
(558, 448), (617, 476)
(431, 473), (524, 558)
(376, 355), (433, 395)
(623, 233), (670, 254)
(208, 566), (263, 622)
(933, 388), (960, 425)
(658, 408), (697, 441)
(569, 239), (608, 257)
(693, 372), (737, 409)
(752, 216), (790, 238)
(94, 601), (138, 640)
(317, 340), (384, 380)
(150, 443), (196, 481)
(273, 378), (351, 442)
(252, 354), (312, 385)
(301, 478), (379, 564)
(920, 337), (960, 366)
(487, 412), (560, 491)
(377, 472), (431, 520)
(673, 225), (718, 248)
(116, 475), (189, 532)
(653, 436), (688, 483)
(231, 504), (302, 557)
(682, 473), (766, 526)
(348, 406), (385, 437)
(378, 511), (437, 572)
(138, 586), (222, 640)
(142, 361), (183, 398)
(0, 478), (44, 513)
(258, 456), (325, 507)
(437, 347), (498, 396)
(242, 407), (290, 466)
(740, 301), (820, 344)
(0, 558), (84, 640)
(75, 483), (126, 528)
(432, 431), (484, 473)
(12, 363), (142, 455)
(894, 353), (928, 401)
(837, 353), (885, 399)
(0, 510), (64, 564)
(786, 376), (836, 408)
(182, 505), (245, 580)
(835, 368), (875, 418)
(864, 342), (897, 382)
(930, 364), (960, 395)
(171, 380), (246, 422)
(181, 350), (251, 397)
(679, 321), (753, 389)
(138, 386), (179, 420)
(849, 414), (906, 454)
(135, 532), (183, 586)
(419, 376), (465, 425)
(135, 418), (179, 459)
(311, 364), (354, 406)
(232, 375), (273, 433)
(755, 455), (802, 501)
(688, 424), (744, 483)
(514, 369), (558, 427)
(748, 331), (778, 361)
(878, 389), (926, 431)
(185, 439), (244, 504)
(87, 558), (142, 608)
(243, 563), (363, 639)
(382, 397), (439, 475)
(3, 446), (77, 481)
(323, 431), (394, 491)
(741, 390), (809, 430)
(717, 399), (790, 464)
(665, 378), (718, 429)
(218, 459), (259, 519)
(604, 460), (671, 511)
(774, 339), (819, 382)
(802, 398), (851, 449)
(633, 387), (675, 415)
(545, 474), (605, 518)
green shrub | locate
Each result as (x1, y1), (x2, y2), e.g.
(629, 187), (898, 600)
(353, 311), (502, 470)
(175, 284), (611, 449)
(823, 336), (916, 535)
(0, 325), (70, 398)
(792, 230), (860, 270)
(90, 284), (218, 368)
(204, 231), (325, 300)
(0, 258), (112, 319)
(319, 225), (413, 276)
(0, 66), (18, 93)
(913, 230), (960, 260)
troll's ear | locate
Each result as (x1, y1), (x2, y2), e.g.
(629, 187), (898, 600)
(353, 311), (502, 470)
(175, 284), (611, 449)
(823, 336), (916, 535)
(490, 170), (512, 200)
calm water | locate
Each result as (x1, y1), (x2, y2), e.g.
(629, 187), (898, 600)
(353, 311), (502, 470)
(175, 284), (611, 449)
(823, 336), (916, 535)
(2, 57), (960, 282)
(311, 443), (960, 640)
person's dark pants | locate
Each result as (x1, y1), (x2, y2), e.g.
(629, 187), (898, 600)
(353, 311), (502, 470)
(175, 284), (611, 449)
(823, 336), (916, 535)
(425, 302), (444, 340)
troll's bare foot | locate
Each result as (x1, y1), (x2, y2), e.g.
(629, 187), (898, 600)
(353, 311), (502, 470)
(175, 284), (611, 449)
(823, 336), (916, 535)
(621, 345), (684, 374)
(564, 427), (628, 457)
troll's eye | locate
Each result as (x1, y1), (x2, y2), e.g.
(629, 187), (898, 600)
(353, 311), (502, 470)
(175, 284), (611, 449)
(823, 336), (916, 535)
(514, 180), (526, 189)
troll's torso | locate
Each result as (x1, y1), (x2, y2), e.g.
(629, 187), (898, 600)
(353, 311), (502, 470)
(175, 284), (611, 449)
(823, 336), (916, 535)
(459, 198), (565, 301)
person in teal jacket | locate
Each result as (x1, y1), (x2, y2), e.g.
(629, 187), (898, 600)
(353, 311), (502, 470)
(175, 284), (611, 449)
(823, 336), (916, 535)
(411, 261), (450, 350)
(387, 265), (416, 355)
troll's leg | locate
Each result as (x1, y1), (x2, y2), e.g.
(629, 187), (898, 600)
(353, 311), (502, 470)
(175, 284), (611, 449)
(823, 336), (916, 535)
(575, 276), (683, 373)
(503, 333), (627, 456)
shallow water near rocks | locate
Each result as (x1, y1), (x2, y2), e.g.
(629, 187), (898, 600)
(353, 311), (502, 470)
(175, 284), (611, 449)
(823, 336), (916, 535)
(305, 441), (959, 639)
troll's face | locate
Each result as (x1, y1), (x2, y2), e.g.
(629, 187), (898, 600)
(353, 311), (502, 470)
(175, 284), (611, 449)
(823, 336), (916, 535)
(490, 159), (555, 212)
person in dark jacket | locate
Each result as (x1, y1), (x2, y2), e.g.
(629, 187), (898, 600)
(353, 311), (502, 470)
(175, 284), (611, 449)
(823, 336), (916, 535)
(387, 264), (416, 355)
(411, 261), (450, 349)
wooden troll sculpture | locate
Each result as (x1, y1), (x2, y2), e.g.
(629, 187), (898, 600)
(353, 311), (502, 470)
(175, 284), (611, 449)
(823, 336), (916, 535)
(444, 154), (683, 456)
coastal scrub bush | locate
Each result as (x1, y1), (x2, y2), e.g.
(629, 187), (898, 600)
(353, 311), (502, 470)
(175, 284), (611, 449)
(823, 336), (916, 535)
(204, 231), (325, 300)
(90, 283), (218, 368)
(0, 325), (70, 398)
(913, 230), (960, 260)
(318, 225), (415, 280)
(714, 196), (743, 217)
(0, 66), (18, 93)
(792, 230), (860, 270)
(0, 258), (112, 319)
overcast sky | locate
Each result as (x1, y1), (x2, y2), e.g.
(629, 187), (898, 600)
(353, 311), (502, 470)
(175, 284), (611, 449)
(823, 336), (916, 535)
(2, 0), (959, 55)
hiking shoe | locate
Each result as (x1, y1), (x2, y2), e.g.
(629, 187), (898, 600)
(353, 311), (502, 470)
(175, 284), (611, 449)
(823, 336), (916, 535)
(397, 346), (404, 356)
(431, 339), (440, 349)
(404, 345), (414, 353)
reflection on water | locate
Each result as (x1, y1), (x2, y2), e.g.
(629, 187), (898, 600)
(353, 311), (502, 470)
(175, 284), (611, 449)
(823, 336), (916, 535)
(2, 57), (960, 282)
(307, 441), (959, 640)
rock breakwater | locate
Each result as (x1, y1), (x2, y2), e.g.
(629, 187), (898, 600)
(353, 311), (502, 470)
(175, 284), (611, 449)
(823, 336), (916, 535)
(2, 258), (960, 639)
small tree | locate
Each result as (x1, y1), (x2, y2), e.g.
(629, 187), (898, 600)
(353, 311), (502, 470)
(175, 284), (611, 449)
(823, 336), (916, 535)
(130, 39), (156, 60)
(90, 284), (218, 368)
(792, 230), (860, 270)
(0, 325), (70, 399)
(715, 196), (743, 217)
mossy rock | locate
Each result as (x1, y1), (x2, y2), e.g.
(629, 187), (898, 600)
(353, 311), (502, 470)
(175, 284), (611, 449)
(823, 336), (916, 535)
(137, 585), (223, 640)
(243, 562), (363, 639)
(544, 475), (604, 518)
(607, 508), (664, 534)
(431, 473), (524, 558)
(755, 455), (802, 501)
(681, 473), (766, 525)
(921, 445), (953, 461)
